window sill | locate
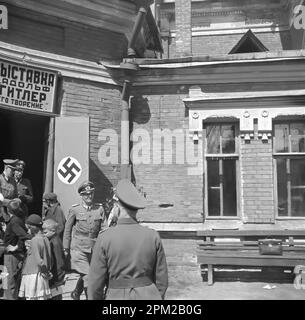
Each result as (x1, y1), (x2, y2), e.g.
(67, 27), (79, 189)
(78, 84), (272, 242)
(205, 216), (240, 220)
(276, 217), (305, 220)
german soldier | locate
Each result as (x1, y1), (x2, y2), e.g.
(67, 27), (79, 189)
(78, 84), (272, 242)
(63, 181), (106, 300)
(0, 159), (19, 226)
(88, 179), (168, 300)
(14, 160), (33, 220)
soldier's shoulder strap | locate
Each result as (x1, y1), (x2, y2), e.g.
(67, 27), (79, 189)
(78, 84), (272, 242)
(95, 203), (105, 210)
(99, 227), (108, 235)
(70, 204), (80, 210)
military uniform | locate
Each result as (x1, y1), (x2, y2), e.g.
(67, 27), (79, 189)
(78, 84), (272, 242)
(0, 173), (18, 208)
(16, 178), (33, 219)
(88, 179), (168, 300)
(63, 181), (106, 298)
(0, 160), (19, 223)
(88, 217), (168, 300)
(14, 160), (33, 219)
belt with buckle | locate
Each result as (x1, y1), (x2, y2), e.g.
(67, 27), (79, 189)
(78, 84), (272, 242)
(108, 276), (152, 289)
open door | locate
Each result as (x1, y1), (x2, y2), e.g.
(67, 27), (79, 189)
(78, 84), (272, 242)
(53, 116), (89, 216)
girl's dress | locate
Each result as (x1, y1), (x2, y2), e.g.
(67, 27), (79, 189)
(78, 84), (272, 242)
(19, 233), (52, 300)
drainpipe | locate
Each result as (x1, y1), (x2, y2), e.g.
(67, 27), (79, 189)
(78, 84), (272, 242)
(120, 80), (132, 179)
(119, 1), (150, 179)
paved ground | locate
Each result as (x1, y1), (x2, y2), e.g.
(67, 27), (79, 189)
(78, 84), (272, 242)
(63, 272), (305, 300)
(1, 272), (304, 300)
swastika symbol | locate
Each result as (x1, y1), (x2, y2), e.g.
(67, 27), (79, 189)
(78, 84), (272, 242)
(57, 156), (82, 185)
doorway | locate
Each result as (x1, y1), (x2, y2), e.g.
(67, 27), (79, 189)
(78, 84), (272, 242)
(0, 108), (50, 215)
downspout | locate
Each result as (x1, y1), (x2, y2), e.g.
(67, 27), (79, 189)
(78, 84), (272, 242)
(119, 1), (150, 179)
(120, 79), (132, 179)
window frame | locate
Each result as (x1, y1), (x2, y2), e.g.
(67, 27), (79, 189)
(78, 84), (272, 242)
(273, 121), (305, 219)
(203, 122), (240, 219)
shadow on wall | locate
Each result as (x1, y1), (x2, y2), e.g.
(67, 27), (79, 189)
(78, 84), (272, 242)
(130, 95), (151, 125)
(200, 266), (294, 284)
(129, 95), (151, 187)
(279, 30), (293, 50)
(89, 159), (117, 206)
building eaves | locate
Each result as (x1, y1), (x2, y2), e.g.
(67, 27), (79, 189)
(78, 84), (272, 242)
(135, 50), (305, 69)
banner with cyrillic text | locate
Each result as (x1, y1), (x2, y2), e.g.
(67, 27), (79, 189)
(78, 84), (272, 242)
(0, 60), (58, 114)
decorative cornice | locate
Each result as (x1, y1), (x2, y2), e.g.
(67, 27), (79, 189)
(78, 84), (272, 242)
(192, 9), (244, 17)
(133, 55), (305, 87)
(184, 87), (305, 103)
(184, 87), (305, 133)
(0, 41), (119, 85)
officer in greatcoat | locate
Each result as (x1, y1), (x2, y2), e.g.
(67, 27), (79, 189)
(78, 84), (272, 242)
(63, 181), (106, 300)
(88, 179), (168, 300)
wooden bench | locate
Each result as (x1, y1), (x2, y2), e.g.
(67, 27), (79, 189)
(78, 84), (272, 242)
(196, 229), (305, 285)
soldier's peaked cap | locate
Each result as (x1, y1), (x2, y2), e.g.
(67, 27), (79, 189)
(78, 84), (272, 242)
(115, 179), (146, 210)
(3, 159), (18, 169)
(78, 181), (95, 194)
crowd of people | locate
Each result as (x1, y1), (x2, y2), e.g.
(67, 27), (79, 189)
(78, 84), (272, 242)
(0, 158), (168, 300)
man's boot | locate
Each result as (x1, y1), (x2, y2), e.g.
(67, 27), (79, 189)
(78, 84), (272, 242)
(70, 277), (84, 300)
(84, 287), (88, 300)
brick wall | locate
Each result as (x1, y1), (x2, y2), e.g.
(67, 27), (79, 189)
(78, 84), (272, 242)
(0, 4), (127, 62)
(175, 0), (192, 57)
(59, 80), (204, 224)
(174, 31), (290, 57)
(161, 238), (202, 299)
(130, 88), (203, 223)
(290, 28), (305, 49)
(240, 138), (275, 223)
(61, 77), (122, 203)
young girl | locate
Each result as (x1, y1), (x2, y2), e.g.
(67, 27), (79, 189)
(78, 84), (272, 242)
(19, 214), (52, 300)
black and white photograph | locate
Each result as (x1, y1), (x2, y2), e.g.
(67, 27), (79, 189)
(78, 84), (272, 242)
(0, 0), (305, 310)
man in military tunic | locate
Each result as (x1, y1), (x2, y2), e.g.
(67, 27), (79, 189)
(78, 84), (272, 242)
(0, 159), (19, 228)
(88, 179), (168, 300)
(14, 160), (33, 220)
(63, 181), (106, 300)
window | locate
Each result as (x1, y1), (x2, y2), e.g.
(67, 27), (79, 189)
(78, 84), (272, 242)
(204, 123), (239, 217)
(274, 122), (305, 217)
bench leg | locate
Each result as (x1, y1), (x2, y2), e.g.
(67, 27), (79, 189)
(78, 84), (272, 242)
(208, 264), (214, 286)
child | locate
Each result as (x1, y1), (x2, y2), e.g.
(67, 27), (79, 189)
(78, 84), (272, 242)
(42, 219), (66, 300)
(18, 214), (52, 300)
(2, 199), (32, 300)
